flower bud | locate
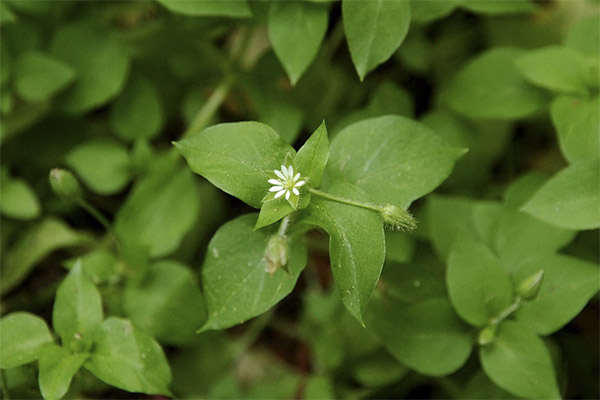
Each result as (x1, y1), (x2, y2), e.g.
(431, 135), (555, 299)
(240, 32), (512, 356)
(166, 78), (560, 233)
(380, 204), (417, 231)
(265, 234), (289, 275)
(49, 168), (81, 200)
(517, 269), (544, 302)
(478, 325), (496, 346)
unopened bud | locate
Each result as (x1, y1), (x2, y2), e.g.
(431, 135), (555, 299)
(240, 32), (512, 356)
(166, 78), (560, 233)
(380, 205), (417, 231)
(265, 235), (289, 275)
(517, 269), (544, 302)
(478, 325), (496, 346)
(49, 168), (81, 200)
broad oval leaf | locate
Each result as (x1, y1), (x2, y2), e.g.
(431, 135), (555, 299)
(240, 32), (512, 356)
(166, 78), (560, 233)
(327, 115), (464, 208)
(201, 214), (307, 331)
(114, 155), (200, 258)
(342, 0), (411, 80)
(14, 50), (76, 102)
(65, 139), (131, 195)
(0, 312), (53, 369)
(0, 176), (40, 220)
(268, 1), (328, 85)
(84, 317), (171, 396)
(175, 122), (295, 209)
(480, 321), (561, 399)
(156, 0), (252, 17)
(444, 47), (547, 119)
(513, 254), (599, 335)
(38, 344), (88, 400)
(50, 21), (129, 114)
(124, 261), (207, 345)
(52, 261), (103, 352)
(301, 183), (385, 325)
(447, 236), (514, 327)
(522, 160), (600, 230)
(551, 95), (599, 163)
(565, 16), (600, 59)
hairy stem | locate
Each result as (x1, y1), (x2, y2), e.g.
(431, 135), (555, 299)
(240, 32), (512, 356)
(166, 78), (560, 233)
(489, 296), (522, 326)
(308, 188), (382, 213)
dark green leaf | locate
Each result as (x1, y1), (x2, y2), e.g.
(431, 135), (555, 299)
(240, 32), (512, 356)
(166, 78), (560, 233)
(342, 0), (411, 80)
(52, 261), (103, 352)
(156, 0), (252, 17)
(327, 116), (464, 208)
(480, 321), (560, 399)
(302, 183), (385, 325)
(294, 121), (329, 188)
(85, 317), (171, 396)
(38, 344), (88, 400)
(14, 51), (76, 102)
(201, 214), (307, 330)
(268, 1), (328, 85)
(0, 312), (53, 369)
(175, 122), (295, 208)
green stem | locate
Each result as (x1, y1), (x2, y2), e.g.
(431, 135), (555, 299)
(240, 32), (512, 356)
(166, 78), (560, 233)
(489, 296), (522, 326)
(308, 188), (382, 213)
(278, 215), (291, 237)
(237, 309), (274, 355)
(76, 199), (118, 245)
(1, 368), (10, 400)
(182, 80), (231, 139)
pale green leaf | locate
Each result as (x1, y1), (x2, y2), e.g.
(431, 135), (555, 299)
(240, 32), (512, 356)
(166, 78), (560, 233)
(201, 214), (307, 330)
(268, 1), (328, 85)
(301, 183), (385, 325)
(123, 261), (207, 345)
(343, 0), (411, 80)
(551, 95), (599, 163)
(175, 122), (295, 209)
(52, 262), (103, 352)
(462, 371), (513, 399)
(565, 16), (600, 59)
(460, 0), (538, 15)
(522, 160), (600, 230)
(444, 47), (547, 119)
(327, 115), (464, 209)
(480, 321), (560, 399)
(85, 317), (171, 395)
(0, 176), (40, 220)
(447, 236), (514, 327)
(410, 0), (459, 23)
(0, 312), (53, 369)
(156, 0), (252, 17)
(14, 51), (76, 102)
(65, 139), (131, 195)
(38, 344), (88, 400)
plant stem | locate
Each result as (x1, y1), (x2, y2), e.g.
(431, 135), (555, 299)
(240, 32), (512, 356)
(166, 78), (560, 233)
(489, 296), (522, 326)
(76, 199), (118, 245)
(182, 80), (231, 139)
(308, 188), (382, 213)
(278, 215), (291, 237)
(1, 369), (10, 400)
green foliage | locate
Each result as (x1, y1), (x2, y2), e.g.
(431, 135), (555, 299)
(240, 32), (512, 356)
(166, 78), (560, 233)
(2, 1), (598, 399)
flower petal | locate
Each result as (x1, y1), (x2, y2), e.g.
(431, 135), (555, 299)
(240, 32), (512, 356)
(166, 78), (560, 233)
(274, 190), (286, 199)
(292, 188), (299, 195)
(285, 190), (290, 200)
(295, 180), (306, 187)
(274, 169), (286, 180)
(293, 172), (300, 181)
(287, 165), (294, 177)
(268, 179), (281, 185)
(269, 186), (284, 192)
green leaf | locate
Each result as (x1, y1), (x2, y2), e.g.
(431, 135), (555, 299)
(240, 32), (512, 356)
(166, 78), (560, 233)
(294, 121), (329, 188)
(447, 236), (514, 327)
(123, 261), (207, 346)
(343, 0), (410, 80)
(462, 371), (513, 399)
(64, 249), (118, 286)
(385, 231), (415, 264)
(410, 0), (459, 23)
(175, 122), (295, 209)
(50, 21), (129, 114)
(352, 350), (408, 387)
(551, 95), (599, 163)
(1, 218), (91, 294)
(0, 312), (53, 369)
(268, 1), (328, 85)
(0, 175), (40, 220)
(156, 0), (252, 17)
(114, 155), (200, 258)
(255, 197), (295, 231)
(327, 115), (464, 209)
(302, 183), (385, 325)
(444, 47), (547, 119)
(38, 344), (88, 400)
(366, 295), (472, 376)
(480, 321), (560, 399)
(201, 214), (307, 330)
(52, 261), (103, 352)
(14, 51), (76, 102)
(513, 254), (599, 335)
(65, 139), (131, 195)
(109, 74), (164, 142)
(522, 160), (600, 230)
(516, 46), (591, 95)
(565, 16), (599, 59)
(460, 0), (538, 15)
(84, 317), (171, 396)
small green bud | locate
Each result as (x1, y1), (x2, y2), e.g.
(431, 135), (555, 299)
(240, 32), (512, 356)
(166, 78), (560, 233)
(380, 204), (417, 231)
(517, 269), (545, 302)
(49, 168), (82, 200)
(478, 325), (496, 346)
(265, 234), (289, 275)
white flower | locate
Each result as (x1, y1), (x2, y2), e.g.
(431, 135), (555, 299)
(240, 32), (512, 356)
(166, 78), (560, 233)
(268, 165), (306, 201)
